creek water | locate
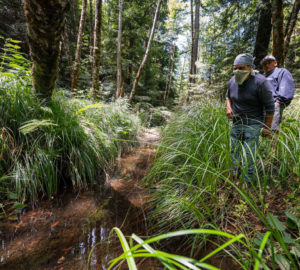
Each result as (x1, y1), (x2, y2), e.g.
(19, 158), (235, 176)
(0, 128), (161, 270)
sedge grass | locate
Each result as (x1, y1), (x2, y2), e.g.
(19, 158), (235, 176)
(144, 98), (299, 268)
(89, 227), (273, 270)
(0, 70), (141, 202)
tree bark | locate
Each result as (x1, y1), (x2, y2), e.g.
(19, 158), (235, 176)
(71, 0), (87, 92)
(189, 0), (200, 84)
(116, 0), (123, 99)
(92, 0), (102, 99)
(271, 0), (285, 67)
(284, 0), (300, 59)
(23, 0), (70, 99)
(253, 0), (272, 69)
(164, 45), (175, 105)
(89, 0), (94, 58)
(128, 0), (162, 103)
(62, 23), (73, 69)
(189, 0), (194, 84)
(72, 0), (78, 34)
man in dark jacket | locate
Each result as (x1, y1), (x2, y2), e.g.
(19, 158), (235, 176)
(226, 53), (275, 183)
(261, 55), (295, 131)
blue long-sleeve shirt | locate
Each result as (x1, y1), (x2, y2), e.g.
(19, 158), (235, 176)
(227, 73), (274, 125)
(265, 67), (295, 105)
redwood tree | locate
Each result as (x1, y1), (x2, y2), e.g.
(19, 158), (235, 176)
(24, 0), (69, 99)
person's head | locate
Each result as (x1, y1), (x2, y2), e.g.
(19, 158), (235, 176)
(260, 55), (277, 74)
(233, 53), (254, 85)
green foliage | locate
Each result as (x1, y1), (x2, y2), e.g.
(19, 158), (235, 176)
(0, 45), (141, 201)
(145, 97), (299, 268)
(89, 227), (274, 270)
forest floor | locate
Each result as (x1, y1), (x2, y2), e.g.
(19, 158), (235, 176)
(0, 126), (298, 270)
(0, 128), (162, 270)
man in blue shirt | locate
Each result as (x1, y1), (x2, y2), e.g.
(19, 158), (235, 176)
(261, 55), (295, 131)
(226, 53), (275, 183)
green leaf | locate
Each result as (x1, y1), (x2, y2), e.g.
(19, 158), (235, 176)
(254, 231), (271, 270)
(9, 39), (22, 43)
(76, 103), (107, 114)
(267, 213), (285, 232)
(13, 202), (26, 210)
(110, 227), (137, 270)
(0, 72), (15, 77)
(285, 210), (300, 229)
(290, 244), (300, 258)
(282, 232), (296, 244)
(8, 192), (18, 199)
(274, 254), (290, 270)
(19, 119), (58, 135)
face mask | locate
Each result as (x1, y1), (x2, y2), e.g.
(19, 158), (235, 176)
(233, 70), (251, 85)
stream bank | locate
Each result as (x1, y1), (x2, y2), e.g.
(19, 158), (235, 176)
(0, 128), (161, 270)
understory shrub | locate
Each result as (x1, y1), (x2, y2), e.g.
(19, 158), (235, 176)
(0, 72), (140, 202)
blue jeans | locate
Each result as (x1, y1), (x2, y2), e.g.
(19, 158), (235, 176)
(230, 124), (262, 182)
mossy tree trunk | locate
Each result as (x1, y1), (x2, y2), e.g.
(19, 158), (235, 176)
(71, 0), (87, 92)
(253, 0), (272, 69)
(24, 0), (70, 99)
(92, 0), (102, 99)
(62, 23), (73, 69)
(89, 0), (94, 58)
(271, 0), (285, 67)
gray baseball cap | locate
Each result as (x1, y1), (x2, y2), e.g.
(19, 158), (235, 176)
(233, 53), (254, 66)
(260, 55), (276, 65)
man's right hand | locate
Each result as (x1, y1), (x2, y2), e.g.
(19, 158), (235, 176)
(226, 98), (233, 119)
(226, 108), (233, 119)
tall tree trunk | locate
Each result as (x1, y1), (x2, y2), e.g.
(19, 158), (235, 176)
(128, 0), (162, 103)
(24, 0), (69, 99)
(71, 0), (87, 92)
(92, 0), (102, 99)
(164, 45), (175, 105)
(189, 0), (200, 84)
(271, 0), (285, 67)
(284, 0), (300, 59)
(116, 0), (123, 99)
(189, 0), (194, 84)
(89, 0), (94, 58)
(253, 0), (272, 68)
(72, 0), (78, 34)
(62, 23), (73, 69)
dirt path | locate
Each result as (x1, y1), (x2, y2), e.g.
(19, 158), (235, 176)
(0, 128), (161, 270)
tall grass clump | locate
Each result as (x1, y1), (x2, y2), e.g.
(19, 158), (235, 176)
(0, 38), (141, 202)
(145, 97), (299, 268)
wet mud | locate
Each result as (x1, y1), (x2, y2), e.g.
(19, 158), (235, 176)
(0, 128), (161, 270)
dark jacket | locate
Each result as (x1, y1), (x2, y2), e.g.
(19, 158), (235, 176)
(227, 73), (274, 125)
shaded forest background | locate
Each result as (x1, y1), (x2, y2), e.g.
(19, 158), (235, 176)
(0, 0), (299, 107)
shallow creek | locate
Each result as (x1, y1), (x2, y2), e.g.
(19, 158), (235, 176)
(0, 128), (161, 270)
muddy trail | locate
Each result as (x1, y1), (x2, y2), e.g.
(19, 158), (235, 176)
(0, 128), (161, 270)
